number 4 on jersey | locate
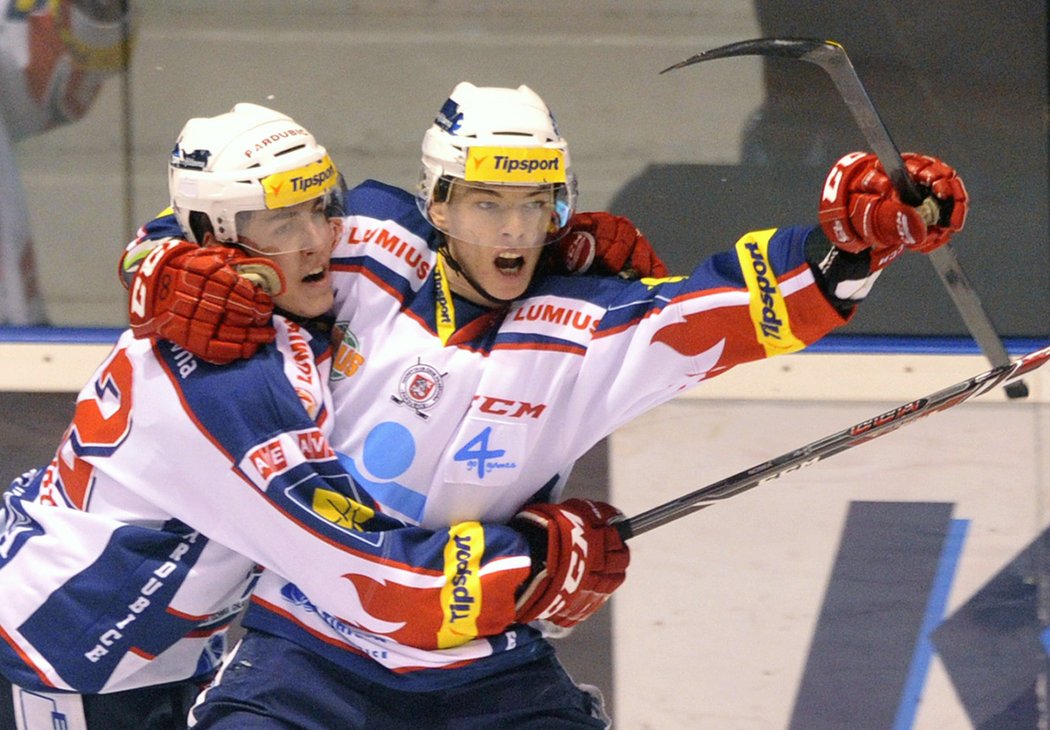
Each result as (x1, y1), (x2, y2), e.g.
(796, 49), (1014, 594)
(454, 427), (506, 479)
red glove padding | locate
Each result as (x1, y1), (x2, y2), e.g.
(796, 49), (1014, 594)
(818, 151), (968, 267)
(552, 212), (669, 279)
(512, 498), (630, 628)
(904, 154), (969, 253)
(128, 240), (284, 364)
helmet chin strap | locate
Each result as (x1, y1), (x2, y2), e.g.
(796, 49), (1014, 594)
(437, 239), (520, 307)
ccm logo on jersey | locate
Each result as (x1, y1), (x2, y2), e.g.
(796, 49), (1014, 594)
(472, 395), (546, 419)
(243, 429), (336, 488)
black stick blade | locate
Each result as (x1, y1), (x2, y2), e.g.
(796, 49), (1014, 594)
(660, 37), (838, 74)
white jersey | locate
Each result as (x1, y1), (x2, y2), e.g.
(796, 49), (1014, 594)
(235, 180), (852, 690)
(0, 319), (333, 692)
(0, 0), (129, 323)
(1, 313), (547, 696)
(116, 180), (853, 691)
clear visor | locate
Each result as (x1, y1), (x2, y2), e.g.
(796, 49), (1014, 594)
(234, 185), (344, 257)
(427, 178), (575, 249)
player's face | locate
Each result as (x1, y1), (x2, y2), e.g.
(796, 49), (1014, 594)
(430, 183), (552, 305)
(237, 199), (339, 318)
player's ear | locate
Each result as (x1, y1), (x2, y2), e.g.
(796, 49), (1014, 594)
(429, 201), (448, 229)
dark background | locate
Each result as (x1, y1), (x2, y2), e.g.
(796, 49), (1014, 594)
(0, 393), (74, 480)
(611, 1), (1048, 338)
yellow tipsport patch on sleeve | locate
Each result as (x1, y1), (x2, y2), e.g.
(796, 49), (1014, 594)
(311, 487), (375, 531)
(464, 146), (566, 184)
(437, 522), (485, 649)
(735, 229), (806, 357)
(262, 154), (339, 209)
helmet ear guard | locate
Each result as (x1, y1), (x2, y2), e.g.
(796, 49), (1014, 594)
(168, 103), (342, 244)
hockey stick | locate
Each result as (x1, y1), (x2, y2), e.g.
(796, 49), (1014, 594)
(615, 343), (1050, 540)
(660, 38), (1027, 399)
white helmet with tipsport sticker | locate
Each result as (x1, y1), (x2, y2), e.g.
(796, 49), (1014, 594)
(417, 82), (578, 248)
(169, 102), (345, 251)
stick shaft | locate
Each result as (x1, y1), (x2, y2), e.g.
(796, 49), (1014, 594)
(661, 38), (1025, 397)
(616, 343), (1050, 540)
(803, 43), (1022, 394)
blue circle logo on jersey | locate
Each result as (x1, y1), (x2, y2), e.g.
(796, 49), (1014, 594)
(340, 422), (426, 521)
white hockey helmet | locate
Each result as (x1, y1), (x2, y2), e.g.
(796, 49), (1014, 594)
(168, 102), (343, 247)
(416, 82), (577, 246)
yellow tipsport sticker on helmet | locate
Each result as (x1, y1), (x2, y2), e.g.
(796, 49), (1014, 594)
(464, 146), (566, 184)
(735, 229), (806, 357)
(437, 522), (485, 649)
(262, 154), (338, 209)
(311, 487), (375, 531)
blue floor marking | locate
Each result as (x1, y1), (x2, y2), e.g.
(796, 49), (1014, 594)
(893, 517), (970, 730)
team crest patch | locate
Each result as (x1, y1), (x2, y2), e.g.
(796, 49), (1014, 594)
(331, 322), (366, 381)
(391, 359), (446, 420)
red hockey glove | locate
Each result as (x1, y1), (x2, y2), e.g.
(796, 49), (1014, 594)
(128, 240), (284, 364)
(552, 212), (669, 279)
(902, 153), (969, 253)
(818, 151), (968, 268)
(512, 498), (630, 628)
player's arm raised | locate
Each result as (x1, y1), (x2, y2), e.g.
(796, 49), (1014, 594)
(811, 150), (968, 306)
(542, 151), (968, 464)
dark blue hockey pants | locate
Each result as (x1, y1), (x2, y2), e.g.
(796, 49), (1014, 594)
(189, 630), (609, 729)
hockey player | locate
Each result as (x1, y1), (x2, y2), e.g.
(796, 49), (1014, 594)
(0, 103), (628, 730)
(124, 84), (968, 728)
(0, 0), (132, 323)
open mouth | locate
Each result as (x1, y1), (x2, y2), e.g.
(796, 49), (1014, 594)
(302, 266), (327, 284)
(494, 253), (525, 274)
